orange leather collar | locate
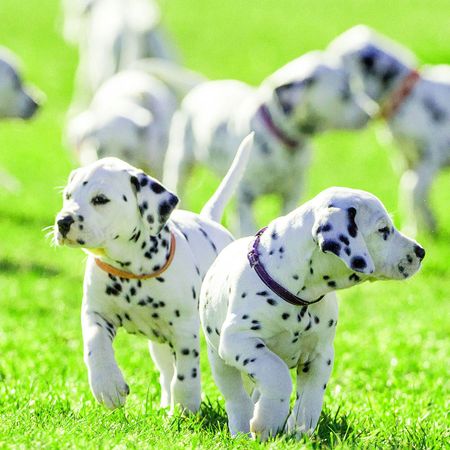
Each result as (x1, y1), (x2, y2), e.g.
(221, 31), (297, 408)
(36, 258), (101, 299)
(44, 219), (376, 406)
(379, 69), (420, 120)
(94, 232), (176, 280)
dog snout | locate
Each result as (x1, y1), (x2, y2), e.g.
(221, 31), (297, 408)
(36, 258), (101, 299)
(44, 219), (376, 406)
(413, 244), (425, 261)
(21, 96), (39, 119)
(57, 215), (75, 237)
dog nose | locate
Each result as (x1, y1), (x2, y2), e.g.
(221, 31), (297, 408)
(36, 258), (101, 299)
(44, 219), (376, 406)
(413, 245), (425, 260)
(57, 215), (75, 237)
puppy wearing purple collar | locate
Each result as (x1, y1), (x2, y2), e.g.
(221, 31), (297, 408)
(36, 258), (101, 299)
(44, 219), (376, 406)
(199, 187), (425, 441)
(163, 52), (375, 235)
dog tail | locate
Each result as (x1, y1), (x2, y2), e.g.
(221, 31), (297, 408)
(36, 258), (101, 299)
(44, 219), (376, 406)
(200, 132), (254, 223)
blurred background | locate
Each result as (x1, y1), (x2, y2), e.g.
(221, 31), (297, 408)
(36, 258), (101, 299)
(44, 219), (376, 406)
(0, 0), (448, 447)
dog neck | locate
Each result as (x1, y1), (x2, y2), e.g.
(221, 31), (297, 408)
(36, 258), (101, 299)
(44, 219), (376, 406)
(89, 223), (173, 277)
(251, 95), (308, 150)
(256, 207), (363, 301)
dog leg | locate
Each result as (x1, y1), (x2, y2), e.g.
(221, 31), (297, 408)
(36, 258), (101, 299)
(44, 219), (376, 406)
(82, 308), (129, 409)
(286, 347), (334, 437)
(207, 346), (254, 436)
(236, 185), (257, 236)
(163, 111), (194, 199)
(170, 331), (201, 414)
(399, 160), (438, 235)
(148, 341), (174, 409)
(219, 332), (292, 441)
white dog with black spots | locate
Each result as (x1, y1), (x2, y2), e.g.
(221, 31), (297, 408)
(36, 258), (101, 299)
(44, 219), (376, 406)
(163, 51), (376, 235)
(53, 134), (254, 413)
(200, 186), (425, 441)
(328, 25), (450, 235)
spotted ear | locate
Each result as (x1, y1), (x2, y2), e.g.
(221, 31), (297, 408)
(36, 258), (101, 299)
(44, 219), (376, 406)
(313, 206), (374, 274)
(129, 171), (179, 235)
(274, 78), (313, 114)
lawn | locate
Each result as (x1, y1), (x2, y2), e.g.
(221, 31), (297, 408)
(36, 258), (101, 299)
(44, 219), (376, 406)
(0, 0), (449, 448)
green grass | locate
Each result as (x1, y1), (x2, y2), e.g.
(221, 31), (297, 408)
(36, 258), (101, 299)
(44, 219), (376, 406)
(0, 0), (449, 447)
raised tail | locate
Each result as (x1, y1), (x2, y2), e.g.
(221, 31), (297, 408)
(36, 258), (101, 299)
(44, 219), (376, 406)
(200, 132), (254, 223)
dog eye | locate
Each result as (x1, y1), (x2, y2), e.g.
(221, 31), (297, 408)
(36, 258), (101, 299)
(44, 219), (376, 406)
(378, 226), (390, 236)
(91, 195), (110, 205)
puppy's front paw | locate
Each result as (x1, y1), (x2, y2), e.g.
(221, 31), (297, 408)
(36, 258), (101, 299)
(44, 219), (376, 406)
(89, 366), (130, 409)
(250, 399), (289, 442)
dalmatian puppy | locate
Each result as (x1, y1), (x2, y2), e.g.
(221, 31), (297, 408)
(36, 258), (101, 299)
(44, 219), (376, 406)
(0, 47), (42, 120)
(200, 187), (425, 441)
(66, 0), (179, 111)
(328, 25), (450, 235)
(163, 51), (376, 235)
(53, 133), (254, 413)
(67, 69), (178, 177)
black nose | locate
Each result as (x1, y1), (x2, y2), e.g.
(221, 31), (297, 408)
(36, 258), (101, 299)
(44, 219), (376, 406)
(57, 216), (74, 237)
(414, 245), (425, 260)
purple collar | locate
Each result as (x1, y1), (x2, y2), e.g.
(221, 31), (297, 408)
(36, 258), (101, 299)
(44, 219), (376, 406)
(259, 105), (301, 150)
(247, 227), (324, 307)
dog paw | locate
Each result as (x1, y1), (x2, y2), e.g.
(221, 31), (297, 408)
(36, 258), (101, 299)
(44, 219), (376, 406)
(89, 366), (130, 409)
(250, 401), (288, 442)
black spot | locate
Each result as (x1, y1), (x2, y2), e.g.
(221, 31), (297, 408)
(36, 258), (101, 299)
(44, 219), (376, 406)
(381, 66), (399, 87)
(351, 256), (367, 271)
(423, 97), (446, 122)
(282, 313), (290, 320)
(181, 348), (190, 355)
(175, 310), (180, 317)
(156, 277), (164, 283)
(158, 202), (172, 219)
(328, 319), (334, 327)
(321, 223), (332, 232)
(305, 321), (312, 331)
(323, 275), (330, 280)
(150, 182), (165, 194)
(191, 368), (197, 378)
(193, 349), (199, 357)
(152, 313), (159, 319)
(177, 374), (185, 381)
(82, 181), (88, 186)
(241, 292), (247, 298)
(292, 274), (299, 280)
(338, 234), (350, 246)
(255, 343), (265, 349)
(347, 207), (358, 237)
(327, 359), (331, 365)
(321, 240), (341, 256)
(256, 291), (268, 296)
(349, 273), (361, 282)
(77, 239), (85, 245)
(138, 299), (146, 306)
(344, 247), (351, 256)
(242, 314), (249, 320)
(250, 324), (261, 331)
(130, 176), (140, 192)
(235, 355), (240, 361)
(302, 365), (310, 373)
(310, 267), (314, 275)
(147, 214), (154, 224)
(327, 281), (336, 288)
(314, 316), (320, 324)
(271, 231), (278, 240)
(267, 298), (277, 306)
(243, 358), (250, 366)
(130, 287), (136, 296)
(206, 326), (212, 334)
(124, 313), (131, 321)
(122, 195), (127, 202)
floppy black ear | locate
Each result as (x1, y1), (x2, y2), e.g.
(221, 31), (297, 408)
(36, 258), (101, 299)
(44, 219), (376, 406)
(313, 205), (374, 274)
(274, 78), (313, 114)
(129, 172), (179, 235)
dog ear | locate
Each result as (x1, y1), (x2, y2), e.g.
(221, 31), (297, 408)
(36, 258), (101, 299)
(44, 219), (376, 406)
(313, 205), (374, 274)
(274, 78), (314, 114)
(129, 171), (179, 235)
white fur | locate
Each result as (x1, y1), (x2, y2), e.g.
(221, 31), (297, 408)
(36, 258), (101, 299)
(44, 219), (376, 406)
(67, 69), (178, 177)
(163, 51), (375, 235)
(199, 187), (424, 440)
(328, 25), (450, 235)
(54, 135), (253, 412)
(66, 0), (179, 111)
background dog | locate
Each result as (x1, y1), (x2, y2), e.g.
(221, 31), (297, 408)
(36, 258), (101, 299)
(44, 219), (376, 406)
(200, 187), (425, 440)
(163, 51), (375, 235)
(53, 134), (253, 412)
(328, 25), (450, 235)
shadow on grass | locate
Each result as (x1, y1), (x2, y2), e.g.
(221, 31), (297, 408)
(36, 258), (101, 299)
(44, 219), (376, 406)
(172, 397), (356, 447)
(0, 257), (60, 276)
